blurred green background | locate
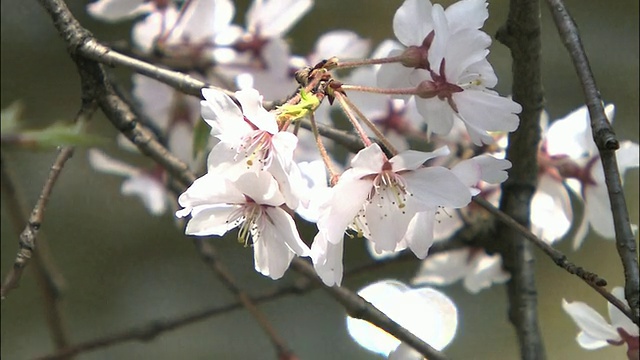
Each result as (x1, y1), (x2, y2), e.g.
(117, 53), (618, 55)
(1, 0), (638, 359)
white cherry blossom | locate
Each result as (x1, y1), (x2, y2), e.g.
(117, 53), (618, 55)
(176, 171), (310, 279)
(200, 88), (304, 209)
(378, 0), (521, 145)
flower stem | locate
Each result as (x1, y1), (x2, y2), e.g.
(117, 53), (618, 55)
(341, 84), (417, 96)
(340, 95), (399, 156)
(309, 114), (340, 185)
(334, 92), (372, 148)
(336, 55), (404, 69)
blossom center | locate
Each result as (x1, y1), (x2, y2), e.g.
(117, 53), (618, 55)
(235, 202), (266, 247)
(238, 130), (274, 169)
(370, 169), (410, 211)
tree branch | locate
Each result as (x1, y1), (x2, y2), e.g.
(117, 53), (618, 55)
(544, 0), (640, 325)
(495, 0), (546, 358)
(0, 147), (74, 299)
(0, 152), (72, 351)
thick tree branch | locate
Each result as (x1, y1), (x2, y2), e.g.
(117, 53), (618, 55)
(545, 0), (640, 325)
(495, 0), (546, 358)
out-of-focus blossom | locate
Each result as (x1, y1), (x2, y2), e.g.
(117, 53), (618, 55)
(347, 280), (458, 358)
(563, 287), (639, 359)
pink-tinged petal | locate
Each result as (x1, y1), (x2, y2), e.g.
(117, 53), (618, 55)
(403, 167), (472, 208)
(403, 210), (436, 259)
(122, 175), (167, 215)
(415, 97), (456, 137)
(317, 176), (372, 244)
(310, 232), (344, 286)
(393, 0), (434, 46)
(464, 253), (509, 293)
(450, 158), (482, 190)
(268, 155), (304, 209)
(248, 0), (313, 38)
(562, 299), (620, 343)
(427, 4), (449, 68)
(442, 31), (491, 82)
(234, 171), (285, 206)
(412, 249), (470, 286)
(265, 207), (310, 256)
(184, 205), (240, 236)
(349, 144), (386, 174)
(87, 149), (140, 178)
(390, 146), (450, 172)
(470, 155), (511, 184)
(608, 287), (640, 336)
(531, 174), (572, 244)
(444, 0), (488, 33)
(87, 0), (152, 22)
(252, 219), (295, 280)
(234, 89), (278, 134)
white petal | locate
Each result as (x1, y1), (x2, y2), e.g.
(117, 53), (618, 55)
(121, 175), (167, 215)
(235, 89), (278, 134)
(403, 210), (436, 259)
(184, 205), (240, 236)
(235, 171), (285, 206)
(393, 0), (434, 46)
(412, 249), (470, 286)
(464, 253), (510, 293)
(416, 97), (456, 137)
(316, 174), (372, 244)
(87, 0), (151, 22)
(310, 232), (344, 286)
(87, 149), (140, 177)
(562, 299), (620, 342)
(349, 143), (386, 174)
(201, 88), (246, 138)
(390, 146), (450, 171)
(403, 167), (472, 208)
(608, 287), (640, 336)
(265, 207), (310, 256)
(168, 0), (234, 43)
(575, 331), (610, 350)
(530, 174), (573, 244)
(444, 0), (488, 33)
(583, 175), (615, 239)
(252, 218), (295, 280)
(248, 0), (313, 37)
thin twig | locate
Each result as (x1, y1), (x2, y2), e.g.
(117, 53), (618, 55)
(192, 240), (296, 359)
(0, 152), (72, 351)
(545, 0), (640, 324)
(34, 236), (467, 360)
(289, 258), (449, 360)
(0, 147), (74, 299)
(495, 0), (546, 358)
(473, 196), (637, 324)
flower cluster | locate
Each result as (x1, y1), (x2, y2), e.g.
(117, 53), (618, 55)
(84, 0), (638, 356)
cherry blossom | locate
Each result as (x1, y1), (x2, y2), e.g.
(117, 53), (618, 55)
(563, 287), (639, 359)
(542, 104), (639, 248)
(346, 280), (458, 358)
(200, 88), (304, 209)
(311, 143), (473, 286)
(176, 171), (310, 279)
(87, 149), (169, 216)
(378, 0), (521, 145)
